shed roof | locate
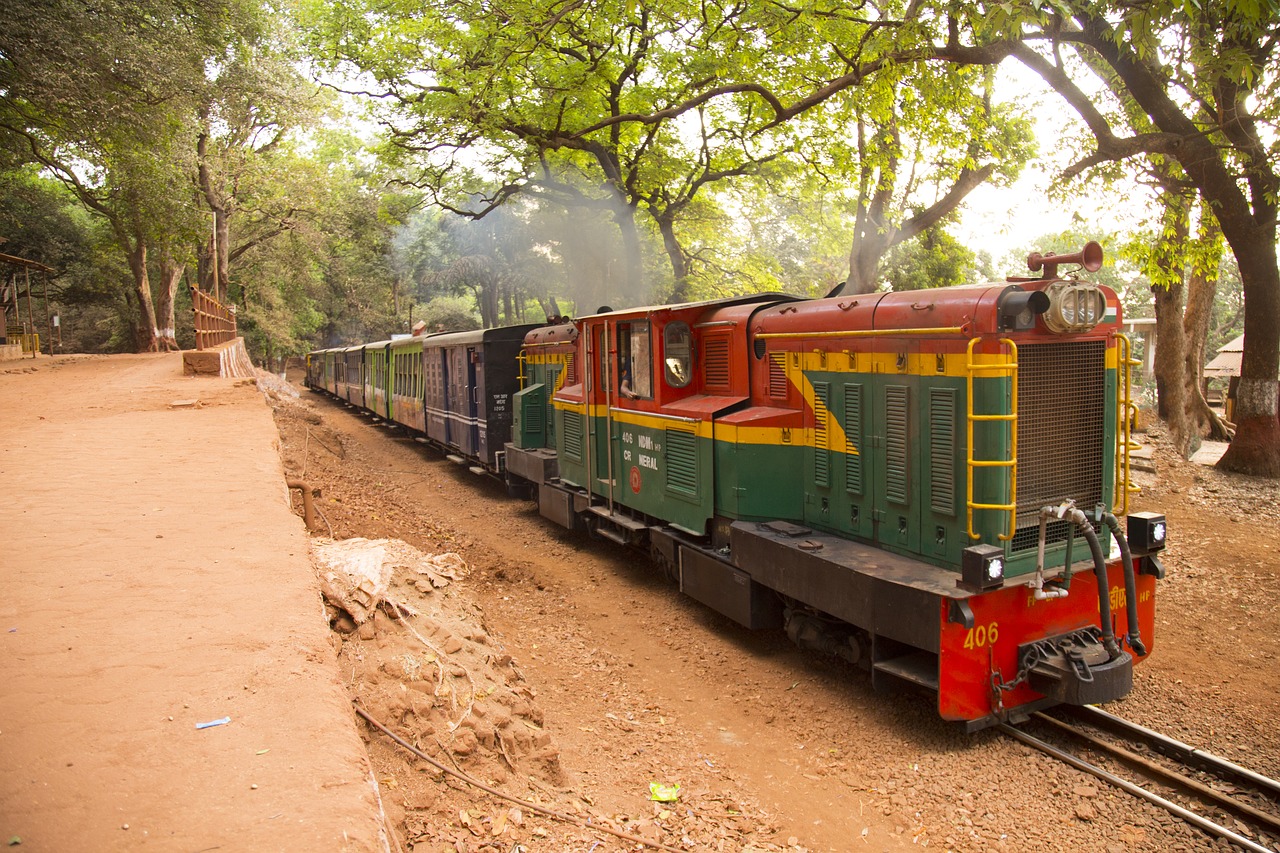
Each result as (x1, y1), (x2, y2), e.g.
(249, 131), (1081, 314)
(1204, 334), (1246, 377)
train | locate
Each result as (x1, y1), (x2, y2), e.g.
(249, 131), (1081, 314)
(305, 241), (1167, 731)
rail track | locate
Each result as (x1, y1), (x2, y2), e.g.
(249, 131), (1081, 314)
(1001, 705), (1280, 852)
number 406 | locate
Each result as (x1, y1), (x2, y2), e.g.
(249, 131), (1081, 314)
(963, 622), (999, 649)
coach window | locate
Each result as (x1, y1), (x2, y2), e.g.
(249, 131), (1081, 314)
(663, 321), (693, 388)
(617, 321), (652, 400)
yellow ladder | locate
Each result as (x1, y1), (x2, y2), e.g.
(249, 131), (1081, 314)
(966, 338), (1018, 541)
(1114, 333), (1141, 515)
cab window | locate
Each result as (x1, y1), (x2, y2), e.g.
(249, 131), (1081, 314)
(663, 322), (693, 388)
(617, 321), (652, 400)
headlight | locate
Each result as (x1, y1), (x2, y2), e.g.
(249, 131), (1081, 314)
(962, 544), (1005, 590)
(1044, 282), (1107, 333)
(1127, 512), (1167, 554)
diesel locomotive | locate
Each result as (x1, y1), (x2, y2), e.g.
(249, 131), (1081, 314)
(306, 242), (1166, 731)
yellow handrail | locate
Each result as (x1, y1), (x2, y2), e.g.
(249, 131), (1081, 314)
(966, 338), (1018, 541)
(1115, 333), (1142, 515)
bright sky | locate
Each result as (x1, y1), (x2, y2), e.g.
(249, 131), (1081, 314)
(954, 61), (1156, 262)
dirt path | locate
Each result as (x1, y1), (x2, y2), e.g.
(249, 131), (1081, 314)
(0, 355), (382, 852)
(276, 378), (1280, 853)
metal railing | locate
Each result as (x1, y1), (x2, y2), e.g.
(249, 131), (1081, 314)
(191, 286), (237, 350)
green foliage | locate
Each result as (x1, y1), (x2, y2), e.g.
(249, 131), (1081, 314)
(298, 0), (1032, 300)
(414, 297), (482, 333)
(881, 226), (978, 291)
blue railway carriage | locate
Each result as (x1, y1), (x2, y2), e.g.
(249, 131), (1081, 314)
(422, 325), (540, 472)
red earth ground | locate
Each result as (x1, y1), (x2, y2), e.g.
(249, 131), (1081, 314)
(272, 366), (1280, 853)
(3, 352), (1278, 853)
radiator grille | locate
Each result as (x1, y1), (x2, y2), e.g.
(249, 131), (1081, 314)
(665, 428), (698, 496)
(1012, 340), (1107, 552)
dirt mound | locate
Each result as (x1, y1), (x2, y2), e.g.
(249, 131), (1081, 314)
(317, 538), (569, 830)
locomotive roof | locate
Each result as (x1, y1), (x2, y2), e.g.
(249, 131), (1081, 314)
(577, 292), (800, 321)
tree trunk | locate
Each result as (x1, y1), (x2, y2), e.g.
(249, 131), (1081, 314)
(612, 200), (645, 302)
(1150, 202), (1192, 457)
(844, 127), (896, 296)
(155, 250), (183, 352)
(1181, 218), (1232, 441)
(656, 214), (690, 304)
(1152, 281), (1192, 455)
(125, 236), (160, 353)
(196, 131), (233, 303)
(1218, 239), (1280, 476)
(845, 223), (894, 295)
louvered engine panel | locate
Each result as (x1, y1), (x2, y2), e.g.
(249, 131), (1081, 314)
(524, 386), (545, 432)
(702, 336), (730, 391)
(665, 428), (698, 496)
(562, 410), (583, 462)
(885, 385), (909, 505)
(812, 381), (830, 487)
(767, 353), (788, 398)
(929, 388), (957, 515)
(844, 382), (864, 495)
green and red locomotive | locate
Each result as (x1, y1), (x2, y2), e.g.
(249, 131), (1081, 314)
(309, 242), (1166, 730)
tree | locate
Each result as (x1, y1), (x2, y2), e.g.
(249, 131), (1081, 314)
(0, 0), (247, 352)
(301, 0), (1032, 305)
(193, 23), (325, 305)
(960, 2), (1280, 475)
(835, 65), (1033, 294)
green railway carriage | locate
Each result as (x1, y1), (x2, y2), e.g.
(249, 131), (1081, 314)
(389, 336), (426, 432)
(361, 340), (393, 420)
(339, 345), (364, 406)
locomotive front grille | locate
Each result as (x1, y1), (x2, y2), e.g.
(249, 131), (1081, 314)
(1011, 340), (1107, 553)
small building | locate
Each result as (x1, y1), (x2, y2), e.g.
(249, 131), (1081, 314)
(1203, 334), (1280, 422)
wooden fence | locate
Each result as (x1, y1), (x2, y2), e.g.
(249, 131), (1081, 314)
(191, 286), (237, 350)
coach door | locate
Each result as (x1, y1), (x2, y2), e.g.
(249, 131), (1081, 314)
(448, 345), (473, 450)
(589, 324), (613, 489)
(473, 345), (489, 462)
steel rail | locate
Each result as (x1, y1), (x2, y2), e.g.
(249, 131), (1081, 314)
(1065, 704), (1280, 801)
(1032, 712), (1280, 835)
(999, 723), (1273, 853)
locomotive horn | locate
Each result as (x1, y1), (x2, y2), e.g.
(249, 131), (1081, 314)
(1026, 241), (1104, 279)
